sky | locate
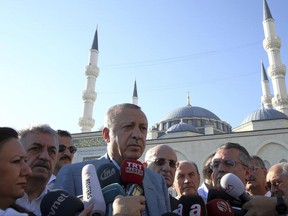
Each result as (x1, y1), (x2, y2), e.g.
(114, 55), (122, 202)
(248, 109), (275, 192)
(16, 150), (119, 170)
(1, 0), (288, 134)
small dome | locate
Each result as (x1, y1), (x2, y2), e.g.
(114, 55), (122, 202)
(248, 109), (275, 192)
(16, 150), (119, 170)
(167, 121), (200, 133)
(241, 107), (288, 125)
(160, 106), (220, 122)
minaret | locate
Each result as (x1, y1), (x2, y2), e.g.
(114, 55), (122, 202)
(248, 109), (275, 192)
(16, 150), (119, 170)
(79, 28), (99, 132)
(263, 0), (288, 115)
(261, 61), (273, 109)
(187, 92), (191, 107)
(131, 79), (138, 105)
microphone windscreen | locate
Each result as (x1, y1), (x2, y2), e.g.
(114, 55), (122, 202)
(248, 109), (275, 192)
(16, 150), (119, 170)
(178, 195), (207, 216)
(120, 159), (144, 186)
(82, 164), (106, 216)
(102, 183), (126, 204)
(40, 190), (83, 216)
(220, 173), (251, 202)
(206, 199), (234, 216)
(96, 163), (121, 188)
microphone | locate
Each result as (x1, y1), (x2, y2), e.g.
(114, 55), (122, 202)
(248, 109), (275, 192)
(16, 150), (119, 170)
(82, 164), (106, 216)
(40, 190), (84, 216)
(96, 163), (125, 216)
(207, 188), (247, 216)
(206, 199), (234, 216)
(177, 195), (207, 216)
(220, 173), (251, 202)
(120, 159), (144, 196)
(102, 183), (126, 216)
(96, 163), (121, 188)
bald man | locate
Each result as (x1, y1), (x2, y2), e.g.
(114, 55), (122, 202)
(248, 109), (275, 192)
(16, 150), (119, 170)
(143, 144), (178, 211)
(266, 162), (288, 197)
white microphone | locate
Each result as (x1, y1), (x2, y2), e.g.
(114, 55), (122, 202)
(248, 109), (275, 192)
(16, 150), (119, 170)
(220, 173), (251, 202)
(82, 164), (106, 216)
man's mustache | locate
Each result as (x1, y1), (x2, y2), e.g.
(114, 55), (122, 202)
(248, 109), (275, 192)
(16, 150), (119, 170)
(33, 161), (50, 169)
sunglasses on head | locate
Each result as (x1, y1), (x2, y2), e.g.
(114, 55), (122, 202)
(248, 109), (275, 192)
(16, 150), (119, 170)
(59, 145), (77, 154)
(149, 158), (177, 168)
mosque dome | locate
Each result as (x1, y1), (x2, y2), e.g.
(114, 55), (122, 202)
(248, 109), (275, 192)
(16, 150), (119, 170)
(160, 105), (220, 122)
(241, 107), (288, 125)
(166, 120), (200, 133)
(150, 95), (232, 138)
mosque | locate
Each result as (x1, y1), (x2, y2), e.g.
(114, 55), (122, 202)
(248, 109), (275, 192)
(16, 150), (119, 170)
(72, 0), (288, 173)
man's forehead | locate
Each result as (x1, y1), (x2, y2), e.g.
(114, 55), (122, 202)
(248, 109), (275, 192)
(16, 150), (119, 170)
(214, 148), (240, 158)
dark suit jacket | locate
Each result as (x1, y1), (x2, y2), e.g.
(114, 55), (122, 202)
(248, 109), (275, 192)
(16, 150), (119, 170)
(53, 154), (170, 216)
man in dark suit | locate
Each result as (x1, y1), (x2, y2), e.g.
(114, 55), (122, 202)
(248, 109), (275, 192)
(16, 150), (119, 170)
(54, 103), (170, 215)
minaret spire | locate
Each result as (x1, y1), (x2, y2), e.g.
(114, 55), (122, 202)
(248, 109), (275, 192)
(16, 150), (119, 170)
(261, 60), (273, 109)
(262, 0), (288, 115)
(131, 79), (138, 105)
(187, 92), (191, 107)
(79, 27), (99, 132)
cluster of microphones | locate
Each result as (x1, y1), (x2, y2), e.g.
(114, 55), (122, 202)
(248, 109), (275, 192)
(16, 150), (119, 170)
(40, 159), (251, 216)
(164, 173), (251, 216)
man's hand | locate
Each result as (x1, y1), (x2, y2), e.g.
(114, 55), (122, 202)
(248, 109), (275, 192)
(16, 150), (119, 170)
(112, 195), (146, 216)
(242, 196), (277, 216)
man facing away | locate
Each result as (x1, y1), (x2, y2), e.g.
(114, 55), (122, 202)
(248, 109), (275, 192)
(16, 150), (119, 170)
(143, 144), (178, 211)
(16, 124), (59, 216)
(54, 103), (170, 216)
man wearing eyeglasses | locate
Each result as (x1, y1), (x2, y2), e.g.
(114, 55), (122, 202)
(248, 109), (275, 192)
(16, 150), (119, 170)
(47, 130), (77, 190)
(266, 162), (288, 197)
(246, 155), (270, 196)
(210, 142), (251, 190)
(143, 144), (178, 211)
(54, 130), (77, 176)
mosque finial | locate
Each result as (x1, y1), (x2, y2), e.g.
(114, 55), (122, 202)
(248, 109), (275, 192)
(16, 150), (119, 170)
(187, 92), (191, 107)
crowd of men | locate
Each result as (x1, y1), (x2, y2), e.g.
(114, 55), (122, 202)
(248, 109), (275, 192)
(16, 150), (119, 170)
(2, 103), (288, 216)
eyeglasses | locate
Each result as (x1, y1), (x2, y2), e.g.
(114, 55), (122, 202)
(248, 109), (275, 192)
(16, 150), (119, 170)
(210, 159), (248, 169)
(266, 180), (283, 190)
(59, 145), (77, 154)
(147, 158), (177, 168)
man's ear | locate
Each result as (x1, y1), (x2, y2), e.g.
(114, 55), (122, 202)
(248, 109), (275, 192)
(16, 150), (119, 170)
(102, 127), (110, 143)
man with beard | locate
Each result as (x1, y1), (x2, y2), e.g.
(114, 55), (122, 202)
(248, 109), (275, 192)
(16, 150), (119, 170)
(16, 124), (59, 216)
(143, 144), (178, 211)
(210, 142), (251, 190)
(266, 162), (288, 197)
(246, 155), (271, 196)
(47, 130), (77, 190)
(54, 103), (170, 215)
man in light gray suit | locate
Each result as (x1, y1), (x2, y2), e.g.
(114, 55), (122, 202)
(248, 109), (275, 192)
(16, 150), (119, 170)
(54, 103), (170, 215)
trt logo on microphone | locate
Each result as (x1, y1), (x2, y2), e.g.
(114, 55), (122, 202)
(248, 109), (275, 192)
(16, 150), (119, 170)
(125, 161), (144, 176)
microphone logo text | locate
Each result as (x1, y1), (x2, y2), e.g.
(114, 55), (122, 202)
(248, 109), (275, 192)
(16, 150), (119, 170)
(85, 177), (92, 199)
(100, 167), (116, 181)
(47, 193), (69, 216)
